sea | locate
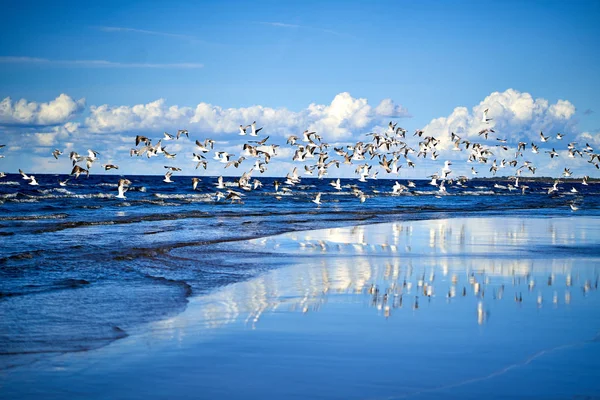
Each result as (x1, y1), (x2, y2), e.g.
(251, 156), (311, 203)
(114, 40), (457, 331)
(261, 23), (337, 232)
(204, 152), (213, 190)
(1, 173), (599, 370)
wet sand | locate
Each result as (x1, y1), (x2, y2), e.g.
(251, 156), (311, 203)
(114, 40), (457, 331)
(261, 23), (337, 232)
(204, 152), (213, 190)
(2, 216), (600, 399)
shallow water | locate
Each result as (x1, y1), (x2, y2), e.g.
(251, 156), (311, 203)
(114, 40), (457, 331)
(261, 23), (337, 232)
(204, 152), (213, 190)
(1, 216), (599, 399)
(1, 173), (599, 368)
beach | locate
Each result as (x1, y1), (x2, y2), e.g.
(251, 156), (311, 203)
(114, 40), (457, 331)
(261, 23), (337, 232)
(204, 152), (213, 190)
(2, 215), (599, 399)
(3, 1), (600, 398)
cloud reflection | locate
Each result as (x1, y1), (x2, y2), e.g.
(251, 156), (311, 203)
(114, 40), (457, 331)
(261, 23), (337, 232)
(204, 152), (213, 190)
(146, 217), (599, 341)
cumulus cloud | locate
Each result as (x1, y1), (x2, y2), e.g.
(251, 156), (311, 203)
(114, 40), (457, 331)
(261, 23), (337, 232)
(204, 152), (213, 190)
(576, 131), (600, 147)
(86, 99), (192, 133)
(28, 122), (82, 147)
(421, 89), (578, 150)
(3, 89), (594, 178)
(373, 98), (411, 118)
(85, 92), (410, 141)
(0, 94), (85, 126)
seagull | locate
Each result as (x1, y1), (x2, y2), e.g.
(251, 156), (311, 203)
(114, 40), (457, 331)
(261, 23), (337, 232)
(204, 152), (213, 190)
(438, 180), (447, 194)
(481, 108), (492, 123)
(392, 181), (407, 194)
(135, 135), (151, 146)
(312, 192), (322, 206)
(225, 156), (245, 169)
(250, 121), (263, 136)
(570, 203), (579, 211)
(556, 133), (565, 140)
(52, 149), (62, 159)
(195, 140), (211, 153)
(70, 165), (89, 178)
(540, 132), (549, 142)
(252, 179), (263, 190)
(215, 176), (226, 189)
(302, 130), (317, 143)
(442, 160), (452, 177)
(101, 164), (119, 171)
(28, 175), (39, 186)
(87, 149), (99, 160)
(0, 172), (6, 178)
(220, 153), (235, 164)
(546, 148), (559, 158)
(195, 160), (208, 170)
(214, 191), (225, 201)
(429, 174), (439, 186)
(176, 129), (189, 139)
(225, 190), (243, 204)
(358, 191), (367, 203)
(163, 171), (174, 183)
(163, 150), (177, 159)
(548, 180), (560, 194)
(116, 178), (131, 199)
(59, 178), (69, 186)
(191, 177), (200, 191)
(19, 169), (32, 180)
(163, 132), (175, 140)
(330, 178), (342, 191)
(239, 125), (249, 136)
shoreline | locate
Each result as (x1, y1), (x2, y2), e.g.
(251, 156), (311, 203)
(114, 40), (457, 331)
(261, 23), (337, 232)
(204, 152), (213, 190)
(3, 214), (599, 365)
(2, 215), (600, 399)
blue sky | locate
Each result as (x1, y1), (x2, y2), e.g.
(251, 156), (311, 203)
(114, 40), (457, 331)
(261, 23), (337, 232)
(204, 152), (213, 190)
(0, 0), (599, 178)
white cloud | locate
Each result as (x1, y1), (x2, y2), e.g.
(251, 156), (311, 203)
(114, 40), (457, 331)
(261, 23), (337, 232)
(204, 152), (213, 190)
(85, 92), (409, 142)
(422, 89), (578, 150)
(0, 94), (85, 126)
(34, 133), (57, 146)
(0, 57), (203, 69)
(26, 122), (82, 147)
(374, 98), (411, 118)
(576, 131), (600, 146)
(3, 89), (596, 179)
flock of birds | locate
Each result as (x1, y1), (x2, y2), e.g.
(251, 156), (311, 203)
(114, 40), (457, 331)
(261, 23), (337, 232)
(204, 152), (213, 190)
(1, 109), (598, 209)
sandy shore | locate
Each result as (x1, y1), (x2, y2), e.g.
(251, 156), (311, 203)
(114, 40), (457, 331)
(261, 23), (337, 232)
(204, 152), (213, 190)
(2, 216), (600, 399)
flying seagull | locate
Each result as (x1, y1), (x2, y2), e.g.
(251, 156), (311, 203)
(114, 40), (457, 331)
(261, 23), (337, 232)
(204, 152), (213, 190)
(481, 108), (492, 123)
(116, 178), (131, 199)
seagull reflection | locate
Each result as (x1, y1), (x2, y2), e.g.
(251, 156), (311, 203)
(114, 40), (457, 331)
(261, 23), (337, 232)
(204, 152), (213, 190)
(477, 302), (488, 325)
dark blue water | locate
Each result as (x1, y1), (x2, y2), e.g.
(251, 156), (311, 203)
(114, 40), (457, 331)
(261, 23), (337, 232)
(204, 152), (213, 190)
(1, 173), (599, 368)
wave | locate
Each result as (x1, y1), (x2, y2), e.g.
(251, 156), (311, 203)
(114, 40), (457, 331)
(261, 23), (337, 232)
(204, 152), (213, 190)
(0, 278), (91, 299)
(37, 188), (74, 195)
(0, 181), (20, 186)
(0, 213), (68, 221)
(153, 193), (214, 201)
(6, 198), (39, 203)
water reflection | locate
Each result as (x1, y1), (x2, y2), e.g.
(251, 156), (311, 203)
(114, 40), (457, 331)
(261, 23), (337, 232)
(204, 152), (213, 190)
(149, 217), (600, 339)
